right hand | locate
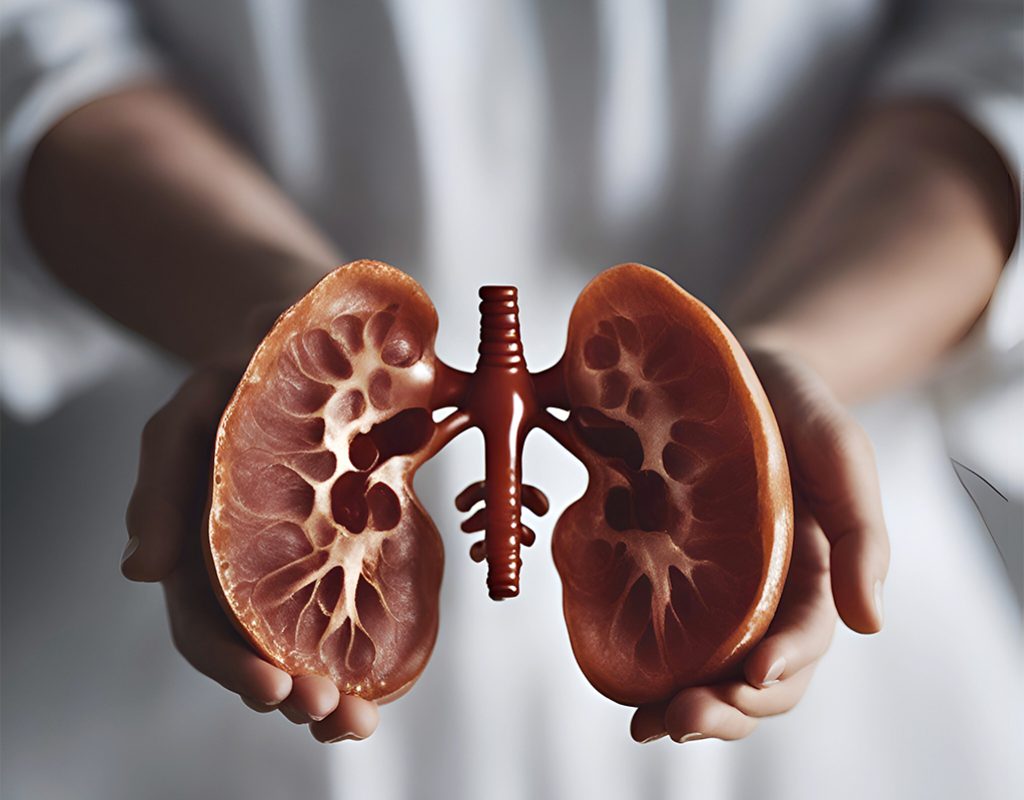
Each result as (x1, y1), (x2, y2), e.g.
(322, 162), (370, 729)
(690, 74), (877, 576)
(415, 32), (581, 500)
(630, 343), (890, 743)
(122, 365), (379, 743)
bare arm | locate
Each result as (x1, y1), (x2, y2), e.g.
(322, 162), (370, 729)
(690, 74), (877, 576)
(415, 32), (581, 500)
(19, 82), (377, 743)
(633, 103), (1017, 745)
(20, 83), (339, 364)
(728, 102), (1018, 403)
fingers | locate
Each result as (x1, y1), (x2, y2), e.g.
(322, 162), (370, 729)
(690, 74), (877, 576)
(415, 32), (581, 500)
(630, 667), (818, 744)
(630, 689), (758, 744)
(277, 675), (340, 724)
(236, 663), (351, 732)
(123, 368), (237, 582)
(630, 702), (670, 743)
(245, 673), (375, 742)
(744, 511), (837, 687)
(123, 488), (190, 583)
(664, 687), (759, 742)
(716, 666), (817, 717)
(163, 567), (292, 706)
(134, 367), (377, 745)
(309, 695), (380, 743)
(795, 405), (890, 634)
(749, 348), (890, 635)
(241, 696), (279, 714)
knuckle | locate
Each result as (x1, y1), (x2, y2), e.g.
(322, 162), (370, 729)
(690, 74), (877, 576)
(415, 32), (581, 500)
(846, 422), (875, 462)
(829, 413), (873, 463)
(790, 542), (834, 581)
(813, 408), (856, 450)
(800, 394), (854, 447)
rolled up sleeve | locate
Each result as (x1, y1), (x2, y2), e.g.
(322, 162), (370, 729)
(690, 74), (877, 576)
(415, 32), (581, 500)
(2, 0), (166, 215)
(0, 0), (166, 420)
(870, 0), (1022, 350)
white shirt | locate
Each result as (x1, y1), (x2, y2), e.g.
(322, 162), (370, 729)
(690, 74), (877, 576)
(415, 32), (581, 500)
(1, 2), (1021, 798)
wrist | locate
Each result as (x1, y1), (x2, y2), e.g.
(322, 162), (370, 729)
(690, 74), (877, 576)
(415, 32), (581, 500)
(203, 258), (334, 368)
(732, 322), (850, 405)
(732, 322), (807, 364)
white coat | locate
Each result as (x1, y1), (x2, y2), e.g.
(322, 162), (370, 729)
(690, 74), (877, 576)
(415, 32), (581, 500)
(1, 2), (1020, 798)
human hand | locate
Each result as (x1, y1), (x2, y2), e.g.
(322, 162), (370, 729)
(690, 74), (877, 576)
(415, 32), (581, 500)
(630, 345), (890, 743)
(121, 364), (379, 743)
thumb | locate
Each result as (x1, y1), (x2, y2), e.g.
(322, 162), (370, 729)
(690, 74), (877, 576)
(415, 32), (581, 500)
(829, 524), (888, 634)
(123, 488), (191, 581)
(797, 408), (890, 634)
(122, 370), (232, 582)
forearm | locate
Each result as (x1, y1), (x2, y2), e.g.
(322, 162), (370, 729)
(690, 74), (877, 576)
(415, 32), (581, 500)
(20, 83), (340, 365)
(728, 102), (1018, 404)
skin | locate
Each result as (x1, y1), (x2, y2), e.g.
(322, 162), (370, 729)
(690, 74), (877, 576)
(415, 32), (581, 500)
(20, 84), (1017, 745)
(632, 102), (1016, 744)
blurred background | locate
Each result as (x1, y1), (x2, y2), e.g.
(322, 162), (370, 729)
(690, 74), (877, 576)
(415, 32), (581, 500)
(2, 357), (337, 798)
(2, 1), (1021, 799)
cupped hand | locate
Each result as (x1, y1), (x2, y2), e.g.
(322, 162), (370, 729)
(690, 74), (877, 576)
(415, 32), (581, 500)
(631, 345), (890, 744)
(121, 365), (378, 743)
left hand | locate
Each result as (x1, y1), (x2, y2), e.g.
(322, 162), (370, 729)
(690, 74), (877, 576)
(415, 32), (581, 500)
(630, 344), (890, 743)
(123, 363), (379, 743)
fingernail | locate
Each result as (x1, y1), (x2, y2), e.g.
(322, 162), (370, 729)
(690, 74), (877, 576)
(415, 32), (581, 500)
(640, 733), (667, 744)
(672, 732), (704, 744)
(241, 695), (280, 712)
(761, 657), (786, 687)
(873, 579), (884, 628)
(120, 537), (139, 567)
(328, 733), (364, 743)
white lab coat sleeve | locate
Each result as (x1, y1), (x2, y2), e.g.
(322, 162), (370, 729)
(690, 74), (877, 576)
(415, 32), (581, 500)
(869, 0), (1023, 352)
(0, 0), (167, 421)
